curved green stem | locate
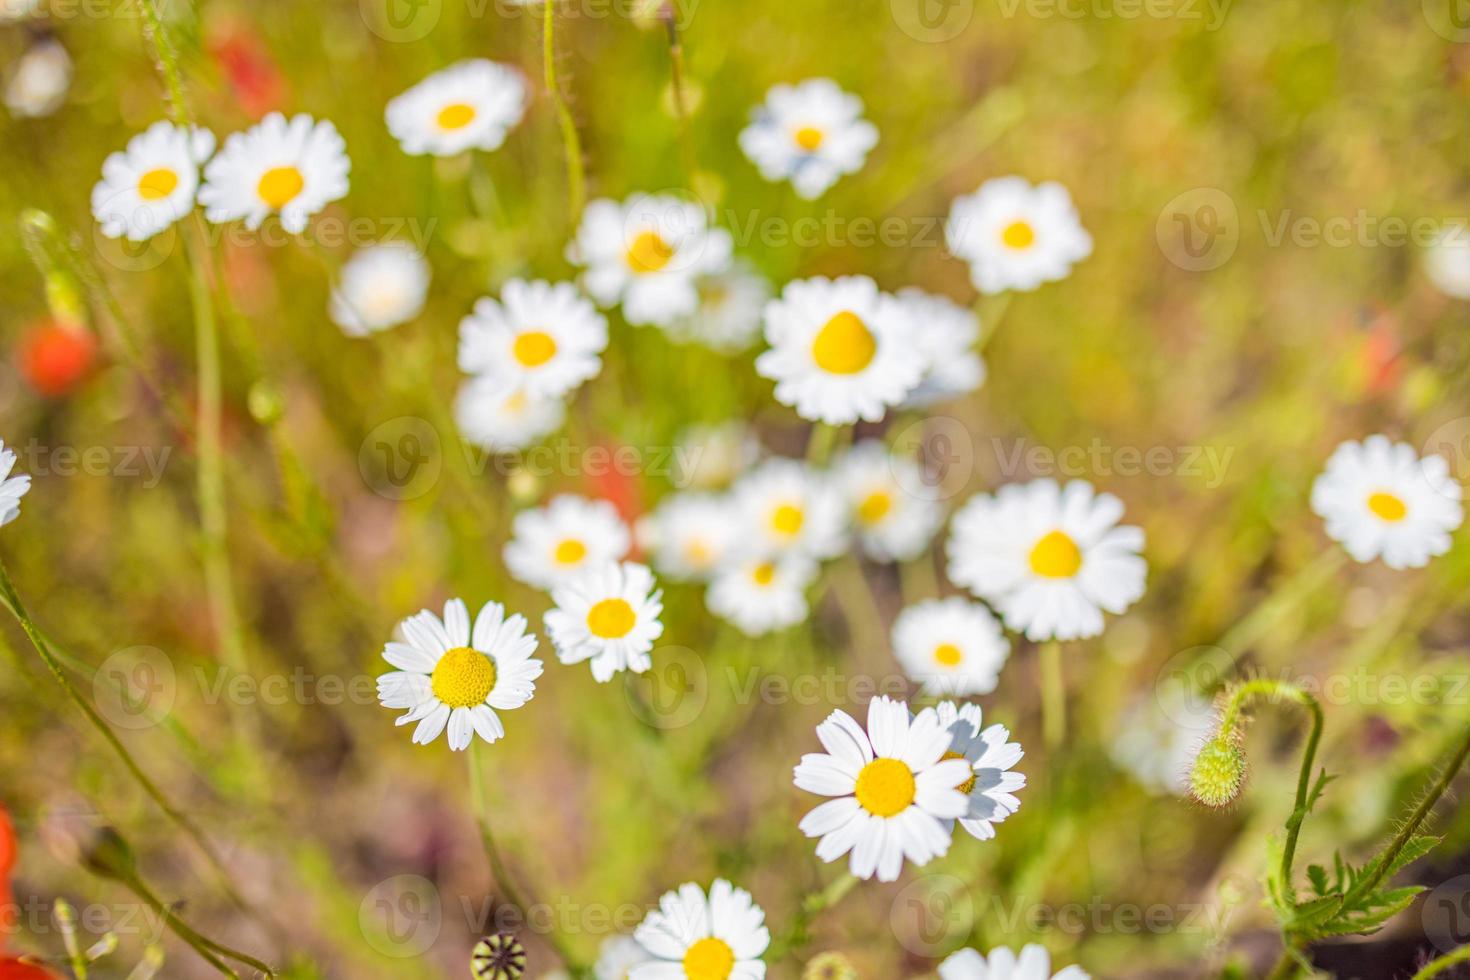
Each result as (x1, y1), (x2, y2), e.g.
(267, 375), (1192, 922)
(1413, 943), (1470, 980)
(543, 0), (586, 221)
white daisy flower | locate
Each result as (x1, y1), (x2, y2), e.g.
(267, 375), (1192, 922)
(946, 479), (1147, 642)
(939, 945), (1088, 980)
(894, 288), (986, 408)
(454, 379), (565, 452)
(737, 78), (878, 200)
(569, 194), (733, 327)
(833, 440), (943, 562)
(5, 38), (69, 119)
(891, 597), (1010, 698)
(594, 935), (651, 980)
(544, 561), (665, 682)
(664, 262), (771, 353)
(706, 553), (817, 636)
(503, 495), (631, 591)
(375, 598), (543, 751)
(674, 421), (761, 490)
(946, 176), (1093, 295)
(458, 279), (608, 399)
(918, 701), (1025, 842)
(199, 112), (350, 234)
(1425, 227), (1470, 300)
(732, 458), (846, 560)
(636, 493), (740, 582)
(90, 121), (214, 243)
(793, 695), (971, 882)
(1309, 435), (1464, 569)
(329, 243), (430, 336)
(0, 439), (32, 527)
(755, 275), (924, 425)
(385, 59), (527, 157)
(630, 879), (769, 980)
(1110, 689), (1217, 797)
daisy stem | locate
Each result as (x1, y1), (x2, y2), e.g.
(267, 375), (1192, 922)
(542, 0), (586, 222)
(974, 291), (1013, 354)
(804, 422), (842, 467)
(139, 0), (193, 128)
(117, 868), (275, 978)
(1039, 639), (1065, 750)
(1215, 549), (1344, 663)
(661, 3), (699, 188)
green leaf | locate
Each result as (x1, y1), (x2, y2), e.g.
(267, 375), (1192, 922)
(1307, 864), (1331, 898)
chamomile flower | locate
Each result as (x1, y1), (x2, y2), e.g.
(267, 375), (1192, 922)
(833, 440), (943, 562)
(503, 495), (631, 591)
(938, 945), (1088, 980)
(454, 379), (565, 452)
(892, 598), (1010, 697)
(544, 561), (664, 682)
(946, 176), (1093, 295)
(732, 458), (845, 560)
(1309, 435), (1464, 569)
(919, 701), (1025, 842)
(756, 275), (924, 425)
(457, 279), (607, 398)
(0, 440), (32, 528)
(386, 59), (527, 157)
(664, 263), (771, 353)
(329, 243), (430, 336)
(630, 879), (769, 980)
(894, 288), (986, 407)
(1425, 227), (1470, 300)
(636, 493), (739, 582)
(737, 78), (878, 200)
(793, 696), (971, 882)
(594, 936), (651, 980)
(569, 194), (733, 327)
(199, 112), (350, 233)
(90, 121), (214, 242)
(947, 479), (1146, 642)
(706, 553), (817, 636)
(375, 598), (543, 751)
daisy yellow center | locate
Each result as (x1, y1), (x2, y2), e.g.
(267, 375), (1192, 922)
(933, 642), (963, 667)
(436, 102), (477, 130)
(682, 937), (735, 980)
(1029, 529), (1082, 579)
(811, 310), (876, 375)
(587, 598), (636, 639)
(942, 750), (977, 795)
(854, 757), (916, 817)
(430, 646), (497, 708)
(627, 231), (674, 274)
(751, 562), (777, 585)
(794, 126), (824, 151)
(257, 165), (305, 209)
(137, 167), (179, 201)
(554, 538), (586, 564)
(1001, 220), (1036, 250)
(857, 490), (892, 526)
(771, 503), (804, 537)
(513, 330), (558, 368)
(1367, 490), (1407, 522)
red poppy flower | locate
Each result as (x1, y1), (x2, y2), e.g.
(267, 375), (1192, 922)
(0, 958), (61, 980)
(16, 320), (96, 397)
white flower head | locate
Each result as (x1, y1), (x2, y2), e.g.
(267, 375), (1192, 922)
(329, 243), (430, 336)
(1426, 226), (1470, 300)
(636, 492), (740, 582)
(458, 279), (608, 398)
(663, 262), (771, 353)
(947, 478), (1147, 642)
(386, 59), (527, 157)
(91, 121), (214, 242)
(454, 379), (565, 452)
(738, 78), (878, 200)
(376, 598), (543, 751)
(918, 701), (1026, 842)
(199, 112), (350, 234)
(833, 440), (943, 562)
(946, 176), (1092, 295)
(706, 552), (817, 636)
(630, 879), (769, 980)
(892, 597), (1010, 698)
(5, 38), (70, 119)
(756, 275), (924, 425)
(938, 944), (1089, 980)
(594, 935), (651, 980)
(894, 288), (986, 408)
(1310, 435), (1464, 569)
(0, 439), (32, 528)
(503, 495), (631, 591)
(732, 458), (846, 560)
(544, 561), (665, 682)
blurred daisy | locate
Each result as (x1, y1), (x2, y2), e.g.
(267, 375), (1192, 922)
(544, 561), (664, 682)
(91, 122), (214, 242)
(738, 78), (878, 200)
(674, 421), (760, 490)
(630, 879), (769, 980)
(946, 176), (1092, 295)
(1425, 227), (1470, 300)
(5, 38), (69, 118)
(569, 194), (733, 326)
(1110, 689), (1217, 797)
(892, 597), (1009, 697)
(458, 279), (607, 398)
(947, 478), (1147, 642)
(833, 440), (942, 562)
(0, 0), (41, 20)
(455, 380), (565, 452)
(793, 696), (971, 882)
(386, 59), (527, 157)
(376, 598), (543, 751)
(665, 263), (771, 353)
(1310, 435), (1463, 569)
(503, 495), (631, 591)
(594, 935), (650, 980)
(707, 553), (817, 636)
(0, 440), (32, 527)
(939, 945), (1088, 980)
(732, 458), (845, 560)
(329, 243), (430, 336)
(200, 112), (350, 233)
(636, 493), (739, 582)
(894, 288), (986, 407)
(920, 701), (1025, 842)
(756, 275), (924, 425)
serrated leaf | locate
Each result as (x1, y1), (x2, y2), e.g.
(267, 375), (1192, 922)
(1285, 895), (1340, 930)
(1307, 865), (1331, 898)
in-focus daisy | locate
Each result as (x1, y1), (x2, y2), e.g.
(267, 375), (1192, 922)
(919, 701), (1025, 841)
(544, 562), (664, 682)
(1425, 227), (1470, 300)
(732, 459), (845, 560)
(1309, 435), (1464, 569)
(454, 379), (565, 452)
(569, 194), (733, 327)
(939, 945), (1088, 980)
(756, 275), (924, 425)
(737, 79), (878, 200)
(892, 598), (1010, 697)
(458, 279), (607, 398)
(503, 495), (631, 591)
(894, 288), (986, 408)
(833, 440), (943, 562)
(376, 598), (543, 751)
(793, 696), (971, 882)
(946, 176), (1093, 295)
(0, 439), (32, 528)
(636, 493), (739, 582)
(329, 243), (430, 336)
(200, 112), (350, 233)
(630, 879), (769, 980)
(91, 121), (214, 242)
(594, 935), (650, 980)
(386, 59), (526, 157)
(947, 478), (1146, 641)
(706, 553), (817, 636)
(664, 263), (771, 353)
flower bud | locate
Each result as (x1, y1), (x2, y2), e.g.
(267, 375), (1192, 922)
(1189, 737), (1246, 808)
